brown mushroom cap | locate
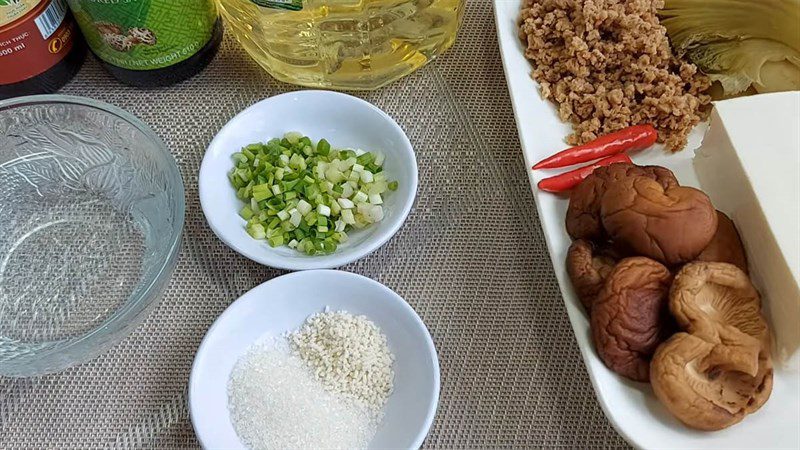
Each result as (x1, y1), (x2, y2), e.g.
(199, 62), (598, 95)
(591, 257), (673, 382)
(566, 239), (618, 312)
(695, 211), (748, 273)
(651, 334), (753, 430)
(600, 176), (718, 265)
(566, 174), (606, 242)
(94, 21), (123, 36)
(651, 262), (773, 431)
(566, 164), (678, 241)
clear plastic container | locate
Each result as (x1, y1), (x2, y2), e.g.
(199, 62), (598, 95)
(217, 0), (465, 90)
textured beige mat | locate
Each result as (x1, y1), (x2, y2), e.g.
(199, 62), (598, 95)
(0, 0), (629, 448)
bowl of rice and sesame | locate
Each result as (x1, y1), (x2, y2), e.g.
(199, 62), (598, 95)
(188, 270), (439, 450)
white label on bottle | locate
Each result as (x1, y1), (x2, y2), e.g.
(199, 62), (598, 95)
(34, 0), (67, 39)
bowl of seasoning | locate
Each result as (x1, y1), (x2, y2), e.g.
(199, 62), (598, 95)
(0, 95), (184, 376)
(198, 90), (418, 270)
(189, 270), (440, 449)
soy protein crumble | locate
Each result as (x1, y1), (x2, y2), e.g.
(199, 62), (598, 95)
(518, 0), (712, 151)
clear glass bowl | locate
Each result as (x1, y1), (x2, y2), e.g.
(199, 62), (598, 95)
(0, 95), (184, 377)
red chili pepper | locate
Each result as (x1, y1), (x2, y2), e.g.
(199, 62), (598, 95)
(537, 153), (632, 193)
(532, 124), (657, 170)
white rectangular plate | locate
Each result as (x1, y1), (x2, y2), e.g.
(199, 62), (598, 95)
(494, 1), (800, 448)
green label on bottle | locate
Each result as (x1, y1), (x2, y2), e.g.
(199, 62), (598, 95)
(250, 0), (302, 11)
(67, 0), (217, 70)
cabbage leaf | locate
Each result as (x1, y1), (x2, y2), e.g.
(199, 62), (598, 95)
(660, 0), (800, 95)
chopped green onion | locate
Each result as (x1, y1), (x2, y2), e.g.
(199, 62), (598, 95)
(341, 209), (355, 225)
(284, 131), (302, 144)
(356, 152), (375, 165)
(289, 210), (302, 227)
(239, 205), (254, 220)
(252, 189), (272, 202)
(338, 198), (355, 209)
(247, 223), (266, 239)
(297, 199), (312, 215)
(228, 132), (398, 255)
(317, 139), (331, 156)
(268, 235), (284, 247)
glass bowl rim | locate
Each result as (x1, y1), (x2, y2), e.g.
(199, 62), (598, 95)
(0, 94), (186, 376)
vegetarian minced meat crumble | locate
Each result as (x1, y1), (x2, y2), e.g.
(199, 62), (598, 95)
(519, 0), (711, 151)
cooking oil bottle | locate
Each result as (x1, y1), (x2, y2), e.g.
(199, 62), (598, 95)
(217, 0), (465, 90)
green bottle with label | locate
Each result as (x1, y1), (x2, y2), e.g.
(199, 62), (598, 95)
(66, 0), (222, 87)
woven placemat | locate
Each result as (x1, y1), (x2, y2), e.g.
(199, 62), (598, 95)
(0, 1), (629, 448)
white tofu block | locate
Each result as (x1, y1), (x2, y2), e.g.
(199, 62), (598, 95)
(694, 92), (800, 363)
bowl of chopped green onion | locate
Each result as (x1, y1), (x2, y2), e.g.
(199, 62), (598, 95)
(199, 91), (417, 270)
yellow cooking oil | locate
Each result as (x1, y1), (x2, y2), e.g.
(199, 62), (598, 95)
(217, 0), (465, 90)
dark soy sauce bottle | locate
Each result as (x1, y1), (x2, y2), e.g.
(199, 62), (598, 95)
(0, 0), (86, 99)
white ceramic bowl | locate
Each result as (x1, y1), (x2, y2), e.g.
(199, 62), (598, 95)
(199, 91), (418, 270)
(189, 270), (440, 450)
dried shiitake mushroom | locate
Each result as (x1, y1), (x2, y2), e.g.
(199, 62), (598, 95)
(566, 163), (678, 241)
(566, 239), (617, 312)
(103, 33), (134, 52)
(565, 173), (607, 242)
(95, 21), (123, 36)
(695, 211), (748, 273)
(127, 27), (157, 46)
(591, 257), (673, 382)
(601, 175), (717, 265)
(651, 262), (772, 431)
